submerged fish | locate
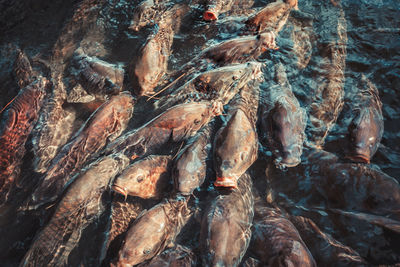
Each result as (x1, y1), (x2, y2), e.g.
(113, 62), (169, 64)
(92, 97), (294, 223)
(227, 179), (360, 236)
(346, 75), (383, 164)
(106, 101), (223, 159)
(131, 4), (187, 96)
(0, 77), (48, 204)
(200, 172), (254, 267)
(19, 154), (129, 267)
(213, 82), (259, 188)
(260, 62), (307, 168)
(245, 0), (298, 34)
(112, 155), (172, 199)
(113, 197), (191, 266)
(72, 47), (124, 100)
(289, 215), (367, 266)
(250, 206), (316, 267)
(13, 49), (34, 89)
(137, 244), (196, 267)
(26, 92), (134, 209)
(173, 124), (213, 195)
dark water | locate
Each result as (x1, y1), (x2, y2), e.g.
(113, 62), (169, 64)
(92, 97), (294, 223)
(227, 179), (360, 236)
(0, 0), (400, 266)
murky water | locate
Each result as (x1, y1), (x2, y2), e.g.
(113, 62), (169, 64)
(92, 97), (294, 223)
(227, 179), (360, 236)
(0, 0), (399, 266)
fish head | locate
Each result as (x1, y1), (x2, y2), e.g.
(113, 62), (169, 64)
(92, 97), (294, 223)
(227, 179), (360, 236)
(267, 100), (306, 168)
(113, 167), (149, 198)
(347, 108), (383, 163)
(116, 244), (155, 267)
(284, 0), (299, 9)
(203, 5), (219, 21)
(259, 31), (278, 51)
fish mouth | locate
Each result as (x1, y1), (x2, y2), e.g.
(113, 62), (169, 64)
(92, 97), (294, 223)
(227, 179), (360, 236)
(346, 154), (370, 164)
(275, 158), (301, 169)
(203, 10), (218, 21)
(112, 185), (128, 198)
(214, 177), (237, 189)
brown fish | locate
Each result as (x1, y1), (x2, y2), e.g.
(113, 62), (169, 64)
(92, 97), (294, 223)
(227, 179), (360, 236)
(0, 77), (48, 204)
(250, 206), (316, 267)
(19, 153), (129, 267)
(13, 49), (34, 89)
(203, 0), (235, 21)
(289, 215), (367, 266)
(155, 62), (262, 110)
(245, 0), (298, 34)
(173, 124), (213, 195)
(260, 62), (306, 168)
(26, 92), (134, 209)
(106, 101), (223, 159)
(131, 4), (186, 96)
(137, 244), (196, 267)
(306, 3), (347, 147)
(346, 74), (383, 164)
(112, 155), (172, 199)
(113, 197), (191, 267)
(72, 47), (124, 100)
(200, 172), (254, 267)
(213, 81), (259, 189)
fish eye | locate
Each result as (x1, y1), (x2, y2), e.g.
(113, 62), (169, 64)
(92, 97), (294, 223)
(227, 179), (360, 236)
(194, 118), (201, 125)
(136, 175), (144, 183)
(143, 249), (151, 255)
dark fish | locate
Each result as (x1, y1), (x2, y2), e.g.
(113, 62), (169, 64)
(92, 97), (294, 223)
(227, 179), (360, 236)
(155, 62), (262, 110)
(106, 101), (223, 159)
(13, 49), (34, 89)
(173, 124), (212, 196)
(306, 3), (347, 147)
(346, 75), (383, 164)
(137, 244), (196, 267)
(245, 0), (298, 34)
(0, 77), (48, 204)
(131, 4), (187, 96)
(113, 197), (191, 266)
(213, 81), (259, 188)
(260, 62), (306, 168)
(250, 206), (316, 267)
(26, 92), (134, 209)
(19, 153), (129, 267)
(200, 172), (254, 266)
(289, 215), (367, 266)
(72, 47), (124, 100)
(112, 155), (172, 199)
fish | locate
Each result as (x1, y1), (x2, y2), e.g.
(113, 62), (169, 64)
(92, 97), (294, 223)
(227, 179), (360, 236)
(289, 215), (367, 266)
(203, 0), (235, 21)
(137, 244), (196, 267)
(250, 206), (316, 267)
(155, 62), (262, 110)
(305, 3), (347, 147)
(173, 124), (213, 196)
(213, 81), (259, 188)
(131, 4), (187, 96)
(129, 0), (171, 32)
(200, 172), (254, 267)
(346, 74), (384, 164)
(113, 196), (191, 267)
(0, 77), (48, 204)
(19, 153), (130, 267)
(245, 0), (298, 34)
(106, 101), (223, 159)
(13, 48), (34, 89)
(112, 155), (172, 199)
(260, 62), (307, 169)
(71, 47), (124, 101)
(26, 92), (134, 209)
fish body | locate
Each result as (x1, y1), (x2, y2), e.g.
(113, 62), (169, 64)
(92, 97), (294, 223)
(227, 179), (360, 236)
(245, 0), (298, 34)
(114, 197), (191, 266)
(346, 75), (383, 163)
(13, 49), (34, 89)
(200, 172), (254, 267)
(250, 207), (316, 267)
(19, 154), (129, 267)
(72, 48), (124, 100)
(290, 215), (367, 266)
(113, 155), (172, 199)
(27, 92), (134, 209)
(107, 101), (223, 159)
(0, 77), (48, 204)
(173, 124), (212, 195)
(260, 62), (306, 168)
